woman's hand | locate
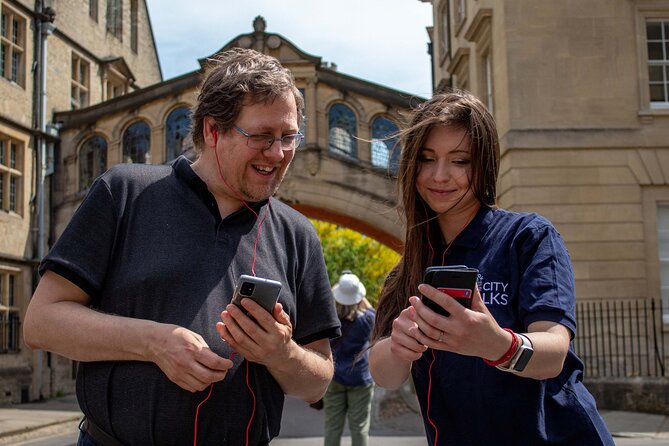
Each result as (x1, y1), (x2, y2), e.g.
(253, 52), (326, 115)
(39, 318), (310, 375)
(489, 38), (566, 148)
(408, 284), (512, 361)
(388, 304), (429, 362)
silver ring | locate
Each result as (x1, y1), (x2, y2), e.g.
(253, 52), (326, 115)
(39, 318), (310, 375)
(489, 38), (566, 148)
(438, 331), (444, 343)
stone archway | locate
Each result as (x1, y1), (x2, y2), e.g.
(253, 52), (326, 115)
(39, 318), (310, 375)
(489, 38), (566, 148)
(277, 148), (403, 252)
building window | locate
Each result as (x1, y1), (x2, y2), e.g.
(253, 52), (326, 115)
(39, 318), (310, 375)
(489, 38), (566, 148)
(79, 135), (107, 191)
(106, 0), (123, 39)
(130, 0), (138, 53)
(455, 0), (466, 28)
(0, 136), (21, 213)
(658, 204), (669, 323)
(0, 4), (25, 86)
(165, 107), (190, 161)
(0, 268), (20, 353)
(123, 121), (151, 164)
(89, 0), (98, 21)
(105, 74), (127, 100)
(71, 53), (90, 110)
(371, 116), (400, 173)
(482, 51), (494, 112)
(440, 4), (450, 59)
(298, 88), (306, 148)
(647, 20), (669, 108)
(328, 103), (357, 158)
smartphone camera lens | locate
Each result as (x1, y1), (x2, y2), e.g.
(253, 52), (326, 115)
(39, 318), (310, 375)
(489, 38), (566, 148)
(240, 282), (255, 296)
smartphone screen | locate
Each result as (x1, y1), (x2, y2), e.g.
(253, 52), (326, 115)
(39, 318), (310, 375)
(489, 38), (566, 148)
(422, 266), (478, 316)
(232, 275), (282, 315)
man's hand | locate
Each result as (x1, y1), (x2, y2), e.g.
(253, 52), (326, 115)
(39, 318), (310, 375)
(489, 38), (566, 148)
(216, 298), (333, 402)
(216, 298), (293, 367)
(149, 324), (234, 392)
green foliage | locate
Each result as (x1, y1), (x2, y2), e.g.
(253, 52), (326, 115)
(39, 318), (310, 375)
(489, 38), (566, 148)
(311, 219), (400, 307)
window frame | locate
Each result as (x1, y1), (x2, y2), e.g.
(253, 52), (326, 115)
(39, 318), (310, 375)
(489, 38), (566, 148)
(165, 107), (191, 162)
(328, 103), (358, 159)
(646, 19), (669, 108)
(71, 52), (90, 110)
(89, 0), (98, 22)
(0, 266), (21, 354)
(0, 134), (22, 215)
(0, 3), (26, 87)
(78, 134), (108, 191)
(130, 0), (138, 53)
(106, 0), (123, 40)
(370, 115), (401, 173)
(122, 120), (151, 164)
(635, 5), (669, 115)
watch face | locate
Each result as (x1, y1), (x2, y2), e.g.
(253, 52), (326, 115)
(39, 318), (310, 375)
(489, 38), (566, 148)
(513, 346), (533, 372)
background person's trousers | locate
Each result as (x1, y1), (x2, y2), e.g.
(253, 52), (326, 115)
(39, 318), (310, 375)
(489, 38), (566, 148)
(323, 381), (374, 446)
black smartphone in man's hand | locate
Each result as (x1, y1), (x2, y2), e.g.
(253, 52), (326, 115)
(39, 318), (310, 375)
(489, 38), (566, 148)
(232, 275), (282, 315)
(422, 266), (478, 316)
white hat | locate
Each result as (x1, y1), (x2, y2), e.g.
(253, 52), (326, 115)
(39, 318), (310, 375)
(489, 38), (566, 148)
(332, 272), (366, 306)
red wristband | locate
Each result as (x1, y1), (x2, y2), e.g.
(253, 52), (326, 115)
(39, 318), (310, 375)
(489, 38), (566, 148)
(483, 328), (518, 367)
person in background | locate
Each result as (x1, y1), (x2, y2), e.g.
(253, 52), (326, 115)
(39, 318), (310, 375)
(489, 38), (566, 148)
(368, 90), (614, 445)
(23, 48), (340, 446)
(323, 271), (376, 446)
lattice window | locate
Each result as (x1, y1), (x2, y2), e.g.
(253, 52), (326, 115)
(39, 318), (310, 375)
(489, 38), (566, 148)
(0, 4), (25, 86)
(328, 104), (357, 158)
(0, 268), (20, 354)
(165, 107), (191, 162)
(130, 0), (138, 53)
(0, 135), (21, 213)
(371, 116), (400, 173)
(71, 53), (90, 110)
(106, 0), (123, 39)
(123, 121), (151, 164)
(79, 135), (107, 191)
(647, 20), (669, 108)
(89, 0), (98, 21)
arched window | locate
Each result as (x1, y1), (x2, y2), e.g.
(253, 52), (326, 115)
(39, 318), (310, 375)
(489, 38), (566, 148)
(371, 116), (401, 173)
(79, 135), (107, 191)
(165, 107), (191, 161)
(123, 121), (151, 164)
(328, 103), (357, 157)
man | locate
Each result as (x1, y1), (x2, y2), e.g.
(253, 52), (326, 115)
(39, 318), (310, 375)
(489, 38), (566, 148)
(23, 48), (340, 445)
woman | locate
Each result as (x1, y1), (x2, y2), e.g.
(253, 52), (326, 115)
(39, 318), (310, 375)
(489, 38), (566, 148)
(324, 271), (376, 446)
(368, 90), (614, 445)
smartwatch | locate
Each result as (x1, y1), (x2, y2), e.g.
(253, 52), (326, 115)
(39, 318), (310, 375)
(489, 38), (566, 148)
(496, 333), (534, 373)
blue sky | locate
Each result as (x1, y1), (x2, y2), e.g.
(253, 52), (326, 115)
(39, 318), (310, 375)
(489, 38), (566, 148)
(145, 0), (434, 98)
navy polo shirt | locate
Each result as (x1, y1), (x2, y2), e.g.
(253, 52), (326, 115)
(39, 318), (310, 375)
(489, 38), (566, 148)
(412, 206), (614, 445)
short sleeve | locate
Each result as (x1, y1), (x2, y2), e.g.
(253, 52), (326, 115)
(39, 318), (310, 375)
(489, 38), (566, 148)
(292, 227), (341, 345)
(39, 176), (118, 301)
(517, 220), (577, 336)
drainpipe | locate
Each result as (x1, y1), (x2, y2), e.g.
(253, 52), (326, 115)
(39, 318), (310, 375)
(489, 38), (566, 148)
(34, 4), (55, 400)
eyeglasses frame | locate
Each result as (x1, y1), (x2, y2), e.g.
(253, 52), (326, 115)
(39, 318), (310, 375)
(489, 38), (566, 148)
(233, 126), (304, 151)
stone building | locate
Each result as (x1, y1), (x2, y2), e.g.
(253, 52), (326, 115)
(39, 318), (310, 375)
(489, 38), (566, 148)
(421, 0), (669, 411)
(0, 0), (160, 403)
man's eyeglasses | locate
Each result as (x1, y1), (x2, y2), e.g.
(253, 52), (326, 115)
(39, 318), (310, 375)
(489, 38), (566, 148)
(234, 126), (304, 151)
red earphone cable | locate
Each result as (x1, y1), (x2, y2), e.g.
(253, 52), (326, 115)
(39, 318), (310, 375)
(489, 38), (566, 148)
(212, 127), (271, 277)
(192, 127), (270, 445)
(423, 208), (475, 446)
(193, 353), (256, 446)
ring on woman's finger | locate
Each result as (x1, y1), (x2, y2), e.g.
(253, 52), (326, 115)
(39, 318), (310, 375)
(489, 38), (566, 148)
(438, 331), (444, 343)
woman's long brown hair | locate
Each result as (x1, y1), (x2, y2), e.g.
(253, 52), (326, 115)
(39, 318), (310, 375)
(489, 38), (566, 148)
(372, 90), (500, 341)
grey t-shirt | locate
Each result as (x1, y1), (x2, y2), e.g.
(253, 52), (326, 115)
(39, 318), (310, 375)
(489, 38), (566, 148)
(40, 157), (340, 445)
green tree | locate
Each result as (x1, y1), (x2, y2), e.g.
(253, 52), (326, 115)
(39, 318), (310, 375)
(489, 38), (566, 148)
(311, 219), (400, 307)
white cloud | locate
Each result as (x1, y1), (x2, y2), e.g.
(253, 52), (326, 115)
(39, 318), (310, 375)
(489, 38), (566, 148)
(146, 0), (433, 97)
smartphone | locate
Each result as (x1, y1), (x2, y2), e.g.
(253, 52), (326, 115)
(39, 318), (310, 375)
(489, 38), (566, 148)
(231, 275), (282, 315)
(422, 266), (478, 316)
